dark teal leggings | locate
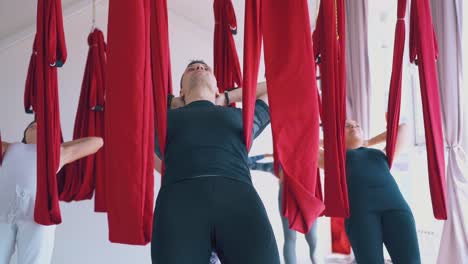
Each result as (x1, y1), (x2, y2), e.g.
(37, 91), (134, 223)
(345, 209), (421, 264)
(151, 177), (280, 264)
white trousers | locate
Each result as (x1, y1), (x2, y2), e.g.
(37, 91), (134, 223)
(0, 221), (55, 264)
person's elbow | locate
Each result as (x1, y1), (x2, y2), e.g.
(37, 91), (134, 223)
(95, 137), (104, 150)
(88, 137), (104, 155)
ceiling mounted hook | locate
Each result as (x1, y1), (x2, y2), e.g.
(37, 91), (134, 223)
(91, 0), (96, 32)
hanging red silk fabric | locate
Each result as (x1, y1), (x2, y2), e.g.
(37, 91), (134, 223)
(243, 0), (324, 234)
(151, 0), (172, 178)
(314, 0), (350, 251)
(25, 36), (39, 114)
(105, 0), (154, 245)
(33, 0), (67, 226)
(409, 0), (447, 219)
(316, 58), (350, 254)
(314, 0), (349, 217)
(91, 30), (107, 211)
(385, 0), (407, 168)
(242, 0), (262, 150)
(59, 29), (107, 213)
(213, 0), (243, 96)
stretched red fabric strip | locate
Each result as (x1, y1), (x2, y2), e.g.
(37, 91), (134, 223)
(262, 0), (324, 233)
(214, 0), (243, 95)
(314, 0), (349, 217)
(150, 0), (172, 178)
(105, 0), (154, 244)
(242, 0), (262, 151)
(24, 36), (39, 114)
(316, 53), (350, 252)
(149, 0), (172, 242)
(385, 0), (407, 168)
(149, 1), (172, 246)
(91, 30), (107, 212)
(59, 30), (107, 212)
(337, 0), (347, 138)
(33, 0), (67, 226)
(409, 0), (447, 219)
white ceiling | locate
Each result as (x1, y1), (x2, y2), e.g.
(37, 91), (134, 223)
(0, 0), (78, 40)
(0, 0), (246, 43)
(0, 0), (396, 48)
(168, 0), (245, 33)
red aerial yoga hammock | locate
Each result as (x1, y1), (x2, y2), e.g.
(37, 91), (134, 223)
(241, 0), (262, 151)
(91, 30), (107, 212)
(315, 54), (351, 255)
(213, 0), (243, 96)
(386, 0), (447, 219)
(58, 29), (107, 213)
(314, 0), (349, 217)
(385, 0), (407, 169)
(105, 0), (172, 245)
(314, 0), (350, 253)
(151, 0), (172, 180)
(243, 0), (324, 234)
(105, 0), (153, 245)
(33, 0), (67, 226)
(407, 0), (447, 219)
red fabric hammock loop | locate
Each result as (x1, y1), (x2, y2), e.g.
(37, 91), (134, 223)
(47, 0), (67, 67)
(33, 0), (67, 226)
(214, 0), (243, 95)
(58, 29), (107, 213)
(408, 0), (447, 220)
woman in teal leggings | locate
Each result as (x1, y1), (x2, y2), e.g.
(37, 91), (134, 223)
(334, 120), (421, 264)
